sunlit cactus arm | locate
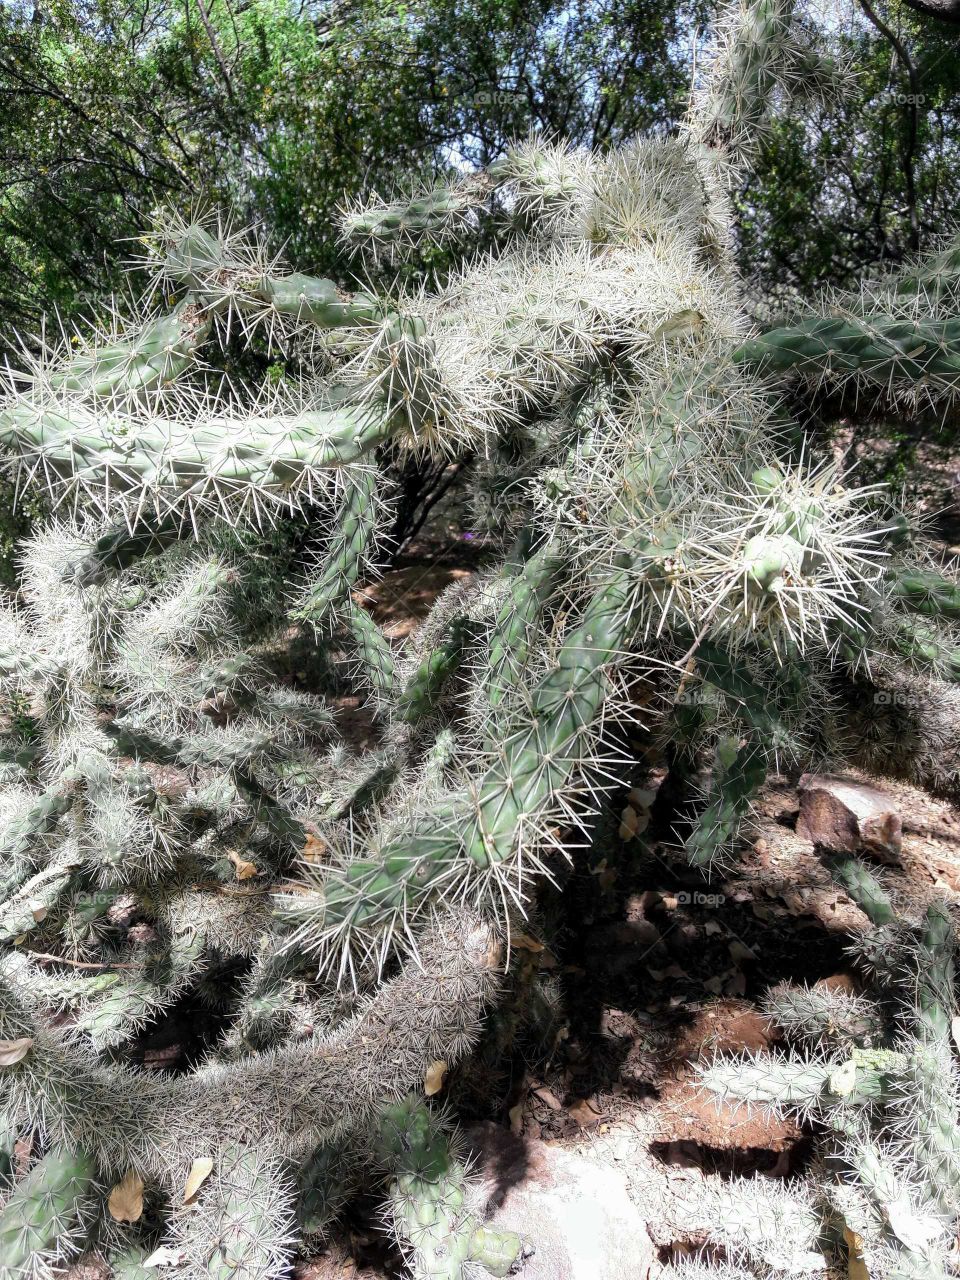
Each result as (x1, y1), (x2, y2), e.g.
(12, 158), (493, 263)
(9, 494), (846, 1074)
(166, 1144), (297, 1280)
(835, 1126), (951, 1280)
(892, 235), (960, 304)
(481, 542), (565, 722)
(698, 1051), (834, 1115)
(395, 617), (471, 724)
(342, 598), (396, 709)
(688, 0), (843, 160)
(0, 786), (74, 892)
(297, 557), (643, 972)
(152, 218), (385, 336)
(291, 466), (385, 628)
(763, 981), (885, 1050)
(822, 854), (897, 927)
(700, 1046), (903, 1120)
(246, 688), (335, 740)
(378, 1096), (524, 1280)
(339, 173), (493, 257)
(888, 1042), (960, 1219)
(910, 903), (956, 1045)
(731, 313), (960, 405)
(486, 137), (595, 234)
(0, 398), (394, 522)
(0, 856), (79, 945)
(460, 556), (640, 870)
(0, 912), (500, 1175)
(106, 719), (271, 770)
(18, 297), (211, 407)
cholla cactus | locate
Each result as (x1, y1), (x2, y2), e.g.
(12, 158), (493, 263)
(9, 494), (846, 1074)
(0, 1), (959, 1276)
(701, 860), (960, 1279)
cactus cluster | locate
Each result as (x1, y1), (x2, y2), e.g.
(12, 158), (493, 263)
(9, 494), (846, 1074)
(702, 858), (960, 1279)
(0, 1), (958, 1275)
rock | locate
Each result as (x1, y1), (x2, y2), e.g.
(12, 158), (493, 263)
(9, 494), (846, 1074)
(467, 1123), (658, 1279)
(797, 773), (902, 862)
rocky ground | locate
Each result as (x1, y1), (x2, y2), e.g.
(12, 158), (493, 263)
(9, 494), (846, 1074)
(290, 751), (960, 1280)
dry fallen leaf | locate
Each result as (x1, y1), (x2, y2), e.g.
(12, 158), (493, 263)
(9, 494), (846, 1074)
(183, 1156), (214, 1204)
(108, 1170), (144, 1223)
(143, 1245), (185, 1268)
(728, 939), (756, 963)
(508, 1102), (524, 1135)
(29, 900), (47, 923)
(302, 831), (328, 864)
(510, 932), (544, 953)
(566, 1097), (603, 1129)
(532, 1085), (564, 1110)
(0, 1037), (34, 1067)
(227, 850), (257, 881)
(843, 1225), (869, 1280)
(424, 1059), (448, 1097)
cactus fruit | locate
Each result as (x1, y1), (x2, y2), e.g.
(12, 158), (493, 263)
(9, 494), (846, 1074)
(0, 2), (959, 1276)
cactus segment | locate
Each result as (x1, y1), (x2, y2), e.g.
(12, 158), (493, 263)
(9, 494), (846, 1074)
(823, 854), (896, 927)
(379, 1096), (523, 1280)
(67, 515), (185, 586)
(0, 400), (393, 521)
(683, 734), (767, 869)
(342, 599), (396, 708)
(2, 8), (960, 1274)
(160, 220), (383, 332)
(42, 300), (210, 403)
(396, 618), (471, 723)
(292, 467), (384, 627)
(340, 177), (490, 254)
(169, 1144), (297, 1280)
(0, 1147), (96, 1279)
(483, 544), (565, 719)
(891, 569), (960, 621)
(732, 314), (960, 398)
